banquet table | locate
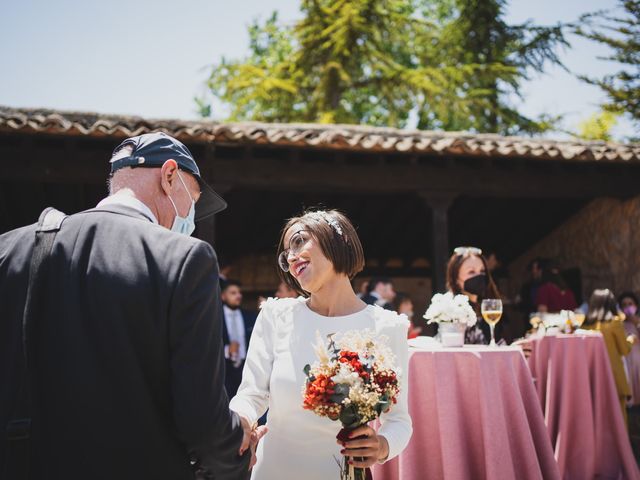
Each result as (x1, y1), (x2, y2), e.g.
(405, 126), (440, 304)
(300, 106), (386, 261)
(528, 333), (640, 479)
(373, 344), (560, 480)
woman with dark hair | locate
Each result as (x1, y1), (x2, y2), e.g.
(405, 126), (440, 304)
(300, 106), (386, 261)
(620, 291), (640, 406)
(534, 261), (577, 313)
(584, 289), (635, 424)
(229, 209), (412, 479)
(445, 247), (502, 344)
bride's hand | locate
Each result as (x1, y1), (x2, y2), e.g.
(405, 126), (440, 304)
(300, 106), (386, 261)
(250, 425), (268, 468)
(238, 415), (268, 470)
(337, 425), (389, 468)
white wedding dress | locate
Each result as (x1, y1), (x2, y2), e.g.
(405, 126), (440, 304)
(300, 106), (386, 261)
(229, 297), (412, 480)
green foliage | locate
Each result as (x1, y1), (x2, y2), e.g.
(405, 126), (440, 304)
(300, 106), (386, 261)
(200, 0), (568, 134)
(432, 0), (568, 133)
(576, 110), (619, 141)
(575, 1), (640, 127)
(338, 404), (361, 428)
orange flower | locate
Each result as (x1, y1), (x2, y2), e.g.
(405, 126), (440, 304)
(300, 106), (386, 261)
(303, 374), (336, 410)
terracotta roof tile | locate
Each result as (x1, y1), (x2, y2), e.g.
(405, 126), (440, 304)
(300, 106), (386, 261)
(1, 106), (639, 162)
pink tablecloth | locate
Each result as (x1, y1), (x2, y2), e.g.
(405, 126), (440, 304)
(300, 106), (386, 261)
(528, 334), (640, 480)
(373, 345), (559, 480)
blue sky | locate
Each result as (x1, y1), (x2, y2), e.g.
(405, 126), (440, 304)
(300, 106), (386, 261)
(0, 0), (633, 139)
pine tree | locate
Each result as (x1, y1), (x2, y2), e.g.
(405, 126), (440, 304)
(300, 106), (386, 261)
(422, 0), (567, 133)
(199, 0), (567, 134)
(575, 1), (640, 127)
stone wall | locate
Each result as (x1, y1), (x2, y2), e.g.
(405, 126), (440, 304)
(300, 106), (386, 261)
(509, 195), (640, 301)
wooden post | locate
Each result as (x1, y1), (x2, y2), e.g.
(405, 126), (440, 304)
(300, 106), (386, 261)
(419, 192), (456, 293)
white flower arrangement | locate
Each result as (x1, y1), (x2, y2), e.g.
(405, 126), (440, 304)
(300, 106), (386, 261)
(423, 292), (477, 327)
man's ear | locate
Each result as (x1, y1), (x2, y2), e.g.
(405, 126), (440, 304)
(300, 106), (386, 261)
(160, 159), (179, 196)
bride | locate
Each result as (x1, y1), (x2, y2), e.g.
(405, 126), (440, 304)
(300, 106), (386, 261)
(230, 209), (412, 479)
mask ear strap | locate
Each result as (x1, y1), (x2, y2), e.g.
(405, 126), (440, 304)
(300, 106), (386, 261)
(167, 193), (179, 216)
(177, 171), (195, 203)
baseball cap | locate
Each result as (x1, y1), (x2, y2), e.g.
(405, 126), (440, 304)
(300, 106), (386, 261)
(110, 132), (227, 220)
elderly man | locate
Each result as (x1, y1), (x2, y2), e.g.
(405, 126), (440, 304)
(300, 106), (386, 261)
(1, 133), (253, 479)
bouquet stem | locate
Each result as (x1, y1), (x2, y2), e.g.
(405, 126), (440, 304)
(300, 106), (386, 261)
(337, 428), (372, 480)
(341, 458), (369, 480)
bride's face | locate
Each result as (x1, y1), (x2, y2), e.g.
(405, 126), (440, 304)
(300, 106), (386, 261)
(283, 223), (336, 294)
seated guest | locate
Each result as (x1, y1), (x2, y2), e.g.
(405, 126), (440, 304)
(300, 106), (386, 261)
(445, 246), (502, 344)
(275, 280), (298, 299)
(620, 292), (640, 406)
(535, 261), (577, 313)
(394, 293), (422, 338)
(220, 279), (257, 397)
(356, 280), (369, 299)
(518, 257), (546, 317)
(362, 276), (396, 310)
(583, 289), (635, 425)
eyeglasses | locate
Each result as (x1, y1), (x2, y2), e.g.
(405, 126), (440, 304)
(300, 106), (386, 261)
(278, 230), (311, 272)
(453, 246), (482, 257)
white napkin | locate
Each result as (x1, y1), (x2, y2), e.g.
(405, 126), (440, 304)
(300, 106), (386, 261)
(574, 329), (601, 336)
(408, 336), (442, 350)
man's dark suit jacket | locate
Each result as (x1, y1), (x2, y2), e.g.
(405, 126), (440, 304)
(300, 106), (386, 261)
(0, 204), (249, 480)
(221, 308), (257, 398)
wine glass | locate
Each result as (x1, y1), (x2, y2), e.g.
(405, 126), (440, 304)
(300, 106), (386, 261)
(481, 299), (503, 346)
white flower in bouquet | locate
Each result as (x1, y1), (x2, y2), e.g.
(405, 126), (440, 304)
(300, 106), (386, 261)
(423, 292), (477, 327)
(331, 362), (363, 387)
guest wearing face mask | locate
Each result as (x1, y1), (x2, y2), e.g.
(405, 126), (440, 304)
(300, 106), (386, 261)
(0, 133), (252, 479)
(445, 247), (503, 344)
(620, 292), (640, 407)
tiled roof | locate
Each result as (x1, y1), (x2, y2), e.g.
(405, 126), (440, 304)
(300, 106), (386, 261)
(1, 106), (638, 162)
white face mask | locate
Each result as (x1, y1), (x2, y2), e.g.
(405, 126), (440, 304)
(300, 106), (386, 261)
(168, 171), (196, 236)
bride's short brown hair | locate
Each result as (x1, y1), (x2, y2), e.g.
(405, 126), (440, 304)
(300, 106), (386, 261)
(277, 209), (365, 297)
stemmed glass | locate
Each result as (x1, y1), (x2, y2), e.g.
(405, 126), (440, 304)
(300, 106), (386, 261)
(481, 299), (503, 346)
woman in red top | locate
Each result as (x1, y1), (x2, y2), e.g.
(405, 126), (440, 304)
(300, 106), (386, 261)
(534, 261), (577, 313)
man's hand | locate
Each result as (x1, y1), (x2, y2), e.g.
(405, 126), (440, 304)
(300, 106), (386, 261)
(238, 416), (252, 456)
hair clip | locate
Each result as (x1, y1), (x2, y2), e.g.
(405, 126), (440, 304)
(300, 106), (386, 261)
(308, 211), (343, 237)
(324, 216), (343, 236)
